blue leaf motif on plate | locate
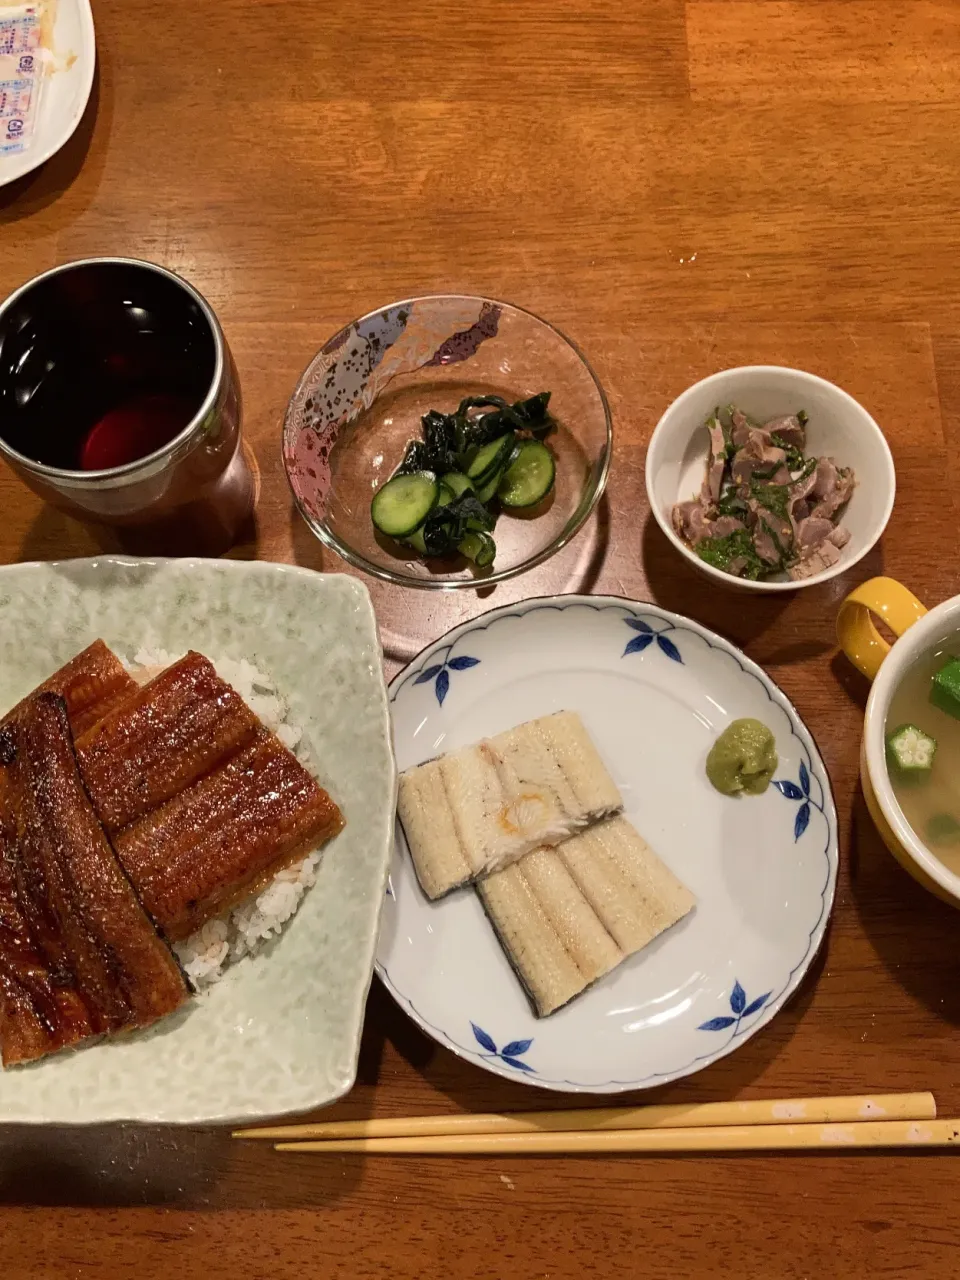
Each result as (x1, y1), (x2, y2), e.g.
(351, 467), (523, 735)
(448, 655), (481, 671)
(468, 1024), (536, 1073)
(730, 980), (746, 1015)
(622, 617), (682, 664)
(742, 992), (771, 1018)
(774, 764), (823, 841)
(773, 780), (804, 801)
(623, 633), (654, 657)
(414, 653), (481, 705)
(434, 668), (450, 706)
(698, 1015), (737, 1032)
(794, 802), (811, 841)
(501, 1039), (533, 1057)
(471, 1022), (497, 1054)
(656, 634), (683, 664)
(699, 980), (770, 1033)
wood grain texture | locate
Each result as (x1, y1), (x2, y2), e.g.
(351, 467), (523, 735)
(1, 1), (960, 1277)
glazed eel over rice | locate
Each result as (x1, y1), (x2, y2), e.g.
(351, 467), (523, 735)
(0, 640), (343, 1066)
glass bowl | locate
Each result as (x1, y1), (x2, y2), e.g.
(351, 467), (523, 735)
(282, 295), (612, 588)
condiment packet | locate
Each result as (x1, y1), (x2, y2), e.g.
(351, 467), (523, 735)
(0, 4), (43, 156)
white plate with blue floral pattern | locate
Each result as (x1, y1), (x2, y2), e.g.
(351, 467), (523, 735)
(377, 595), (838, 1093)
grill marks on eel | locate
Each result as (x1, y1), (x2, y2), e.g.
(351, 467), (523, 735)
(114, 729), (343, 941)
(72, 651), (342, 941)
(2, 639), (138, 740)
(0, 645), (344, 1065)
(75, 652), (261, 834)
(0, 694), (188, 1067)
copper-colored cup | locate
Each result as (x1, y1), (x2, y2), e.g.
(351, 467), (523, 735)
(0, 257), (255, 554)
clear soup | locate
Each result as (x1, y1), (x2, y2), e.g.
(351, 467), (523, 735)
(886, 643), (960, 875)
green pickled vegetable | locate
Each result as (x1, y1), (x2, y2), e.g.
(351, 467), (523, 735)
(372, 391), (558, 569)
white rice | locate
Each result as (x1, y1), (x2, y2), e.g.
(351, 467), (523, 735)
(125, 647), (320, 990)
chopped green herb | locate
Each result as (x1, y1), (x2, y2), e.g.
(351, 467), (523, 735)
(696, 529), (765, 580)
(719, 420), (735, 460)
(717, 491), (748, 518)
(797, 409), (809, 426)
(749, 480), (791, 521)
(759, 518), (792, 571)
(770, 434), (807, 472)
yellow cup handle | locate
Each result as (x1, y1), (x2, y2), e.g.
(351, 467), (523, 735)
(837, 577), (928, 682)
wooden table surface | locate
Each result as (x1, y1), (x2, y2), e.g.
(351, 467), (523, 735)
(3, 1), (960, 1276)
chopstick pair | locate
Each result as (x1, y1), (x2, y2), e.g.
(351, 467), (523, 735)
(233, 1092), (960, 1155)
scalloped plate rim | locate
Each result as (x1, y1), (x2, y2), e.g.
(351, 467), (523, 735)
(377, 593), (839, 1093)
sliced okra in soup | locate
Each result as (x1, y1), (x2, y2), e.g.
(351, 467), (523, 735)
(886, 723), (937, 775)
(927, 814), (960, 845)
(930, 657), (960, 720)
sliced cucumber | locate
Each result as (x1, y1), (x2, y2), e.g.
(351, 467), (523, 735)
(497, 441), (556, 508)
(371, 471), (438, 537)
(476, 468), (504, 505)
(458, 531), (496, 567)
(404, 483), (454, 554)
(441, 471), (474, 498)
(466, 434), (515, 486)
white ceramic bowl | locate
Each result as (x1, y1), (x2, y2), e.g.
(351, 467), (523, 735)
(645, 366), (896, 592)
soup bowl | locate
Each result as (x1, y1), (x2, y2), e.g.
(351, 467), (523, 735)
(838, 577), (960, 906)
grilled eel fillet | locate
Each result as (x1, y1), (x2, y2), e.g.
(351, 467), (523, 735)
(73, 650), (342, 939)
(0, 694), (189, 1067)
(477, 815), (695, 1017)
(8, 647), (343, 941)
(397, 711), (623, 899)
(113, 728), (344, 940)
(2, 639), (138, 739)
(74, 651), (262, 834)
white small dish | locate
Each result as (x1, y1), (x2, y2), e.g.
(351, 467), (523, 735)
(645, 366), (896, 592)
(0, 0), (96, 188)
(0, 557), (395, 1124)
(377, 595), (838, 1093)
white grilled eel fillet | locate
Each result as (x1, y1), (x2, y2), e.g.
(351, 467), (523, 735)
(477, 815), (695, 1016)
(397, 711), (623, 900)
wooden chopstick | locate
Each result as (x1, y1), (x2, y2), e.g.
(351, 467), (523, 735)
(273, 1117), (960, 1156)
(233, 1092), (936, 1142)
